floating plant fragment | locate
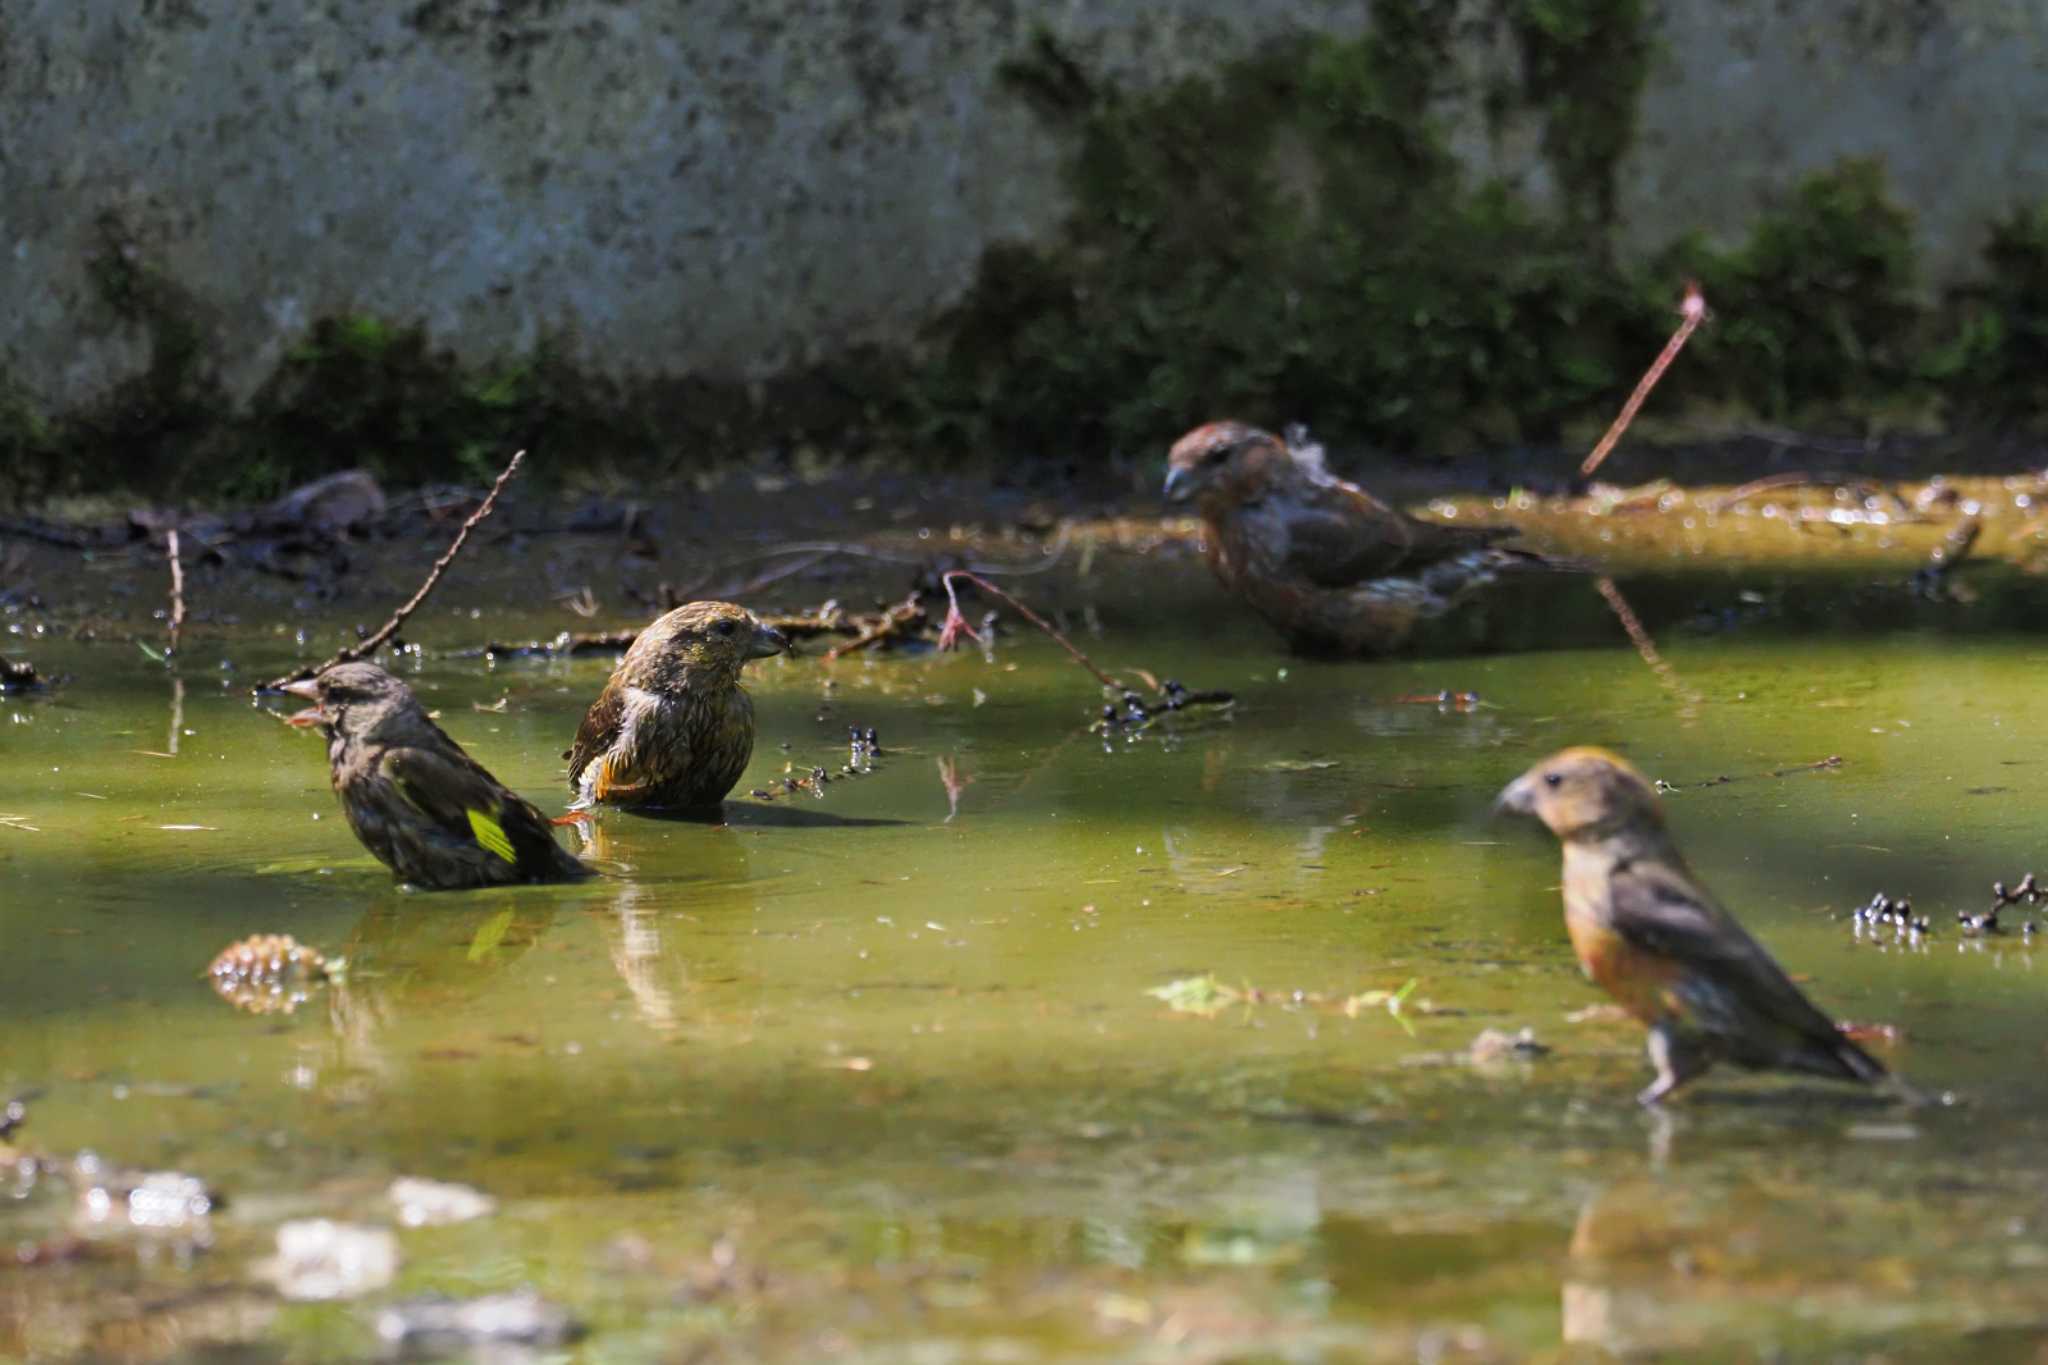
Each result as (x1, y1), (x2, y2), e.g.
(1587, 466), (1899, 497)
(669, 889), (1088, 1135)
(207, 934), (340, 1015)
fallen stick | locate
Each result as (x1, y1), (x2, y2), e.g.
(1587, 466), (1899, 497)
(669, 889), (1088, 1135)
(823, 594), (927, 662)
(1580, 282), (1707, 480)
(261, 449), (526, 690)
(165, 528), (187, 659)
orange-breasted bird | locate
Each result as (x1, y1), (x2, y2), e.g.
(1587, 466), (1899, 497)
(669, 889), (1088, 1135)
(284, 662), (590, 890)
(1495, 746), (1894, 1105)
(565, 600), (788, 814)
(1164, 421), (1578, 656)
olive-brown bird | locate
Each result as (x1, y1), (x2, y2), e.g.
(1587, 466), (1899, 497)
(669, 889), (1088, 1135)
(1164, 421), (1576, 656)
(284, 662), (590, 890)
(1495, 746), (1892, 1105)
(566, 600), (788, 813)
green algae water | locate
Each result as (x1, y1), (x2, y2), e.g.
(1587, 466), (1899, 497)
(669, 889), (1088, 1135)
(9, 533), (2048, 1362)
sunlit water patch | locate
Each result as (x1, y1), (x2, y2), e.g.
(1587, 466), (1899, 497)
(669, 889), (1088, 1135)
(6, 558), (2048, 1361)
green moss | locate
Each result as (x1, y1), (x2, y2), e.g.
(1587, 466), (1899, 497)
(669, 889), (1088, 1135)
(1924, 202), (2048, 425)
(1507, 0), (1651, 231)
(1655, 159), (1922, 420)
(918, 9), (1657, 458)
(244, 317), (547, 497)
(78, 212), (226, 477)
(918, 17), (1974, 460)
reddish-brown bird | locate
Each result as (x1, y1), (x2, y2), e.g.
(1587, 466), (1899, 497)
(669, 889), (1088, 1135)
(1496, 747), (1898, 1105)
(566, 600), (787, 814)
(1164, 421), (1574, 655)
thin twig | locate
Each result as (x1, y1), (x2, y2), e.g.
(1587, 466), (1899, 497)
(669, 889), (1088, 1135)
(165, 528), (187, 659)
(1580, 282), (1707, 480)
(1656, 755), (1842, 791)
(1705, 471), (1830, 512)
(743, 526), (1074, 576)
(937, 570), (1121, 689)
(261, 449), (526, 689)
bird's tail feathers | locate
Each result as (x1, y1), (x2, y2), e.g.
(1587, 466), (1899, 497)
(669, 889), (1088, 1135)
(1484, 546), (1597, 575)
(1831, 1034), (1892, 1086)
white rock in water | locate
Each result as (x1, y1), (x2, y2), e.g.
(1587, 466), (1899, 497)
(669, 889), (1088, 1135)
(388, 1176), (496, 1227)
(71, 1159), (214, 1238)
(261, 1220), (398, 1301)
(374, 1287), (579, 1348)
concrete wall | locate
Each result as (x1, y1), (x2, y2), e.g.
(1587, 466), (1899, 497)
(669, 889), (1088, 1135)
(3, 0), (2046, 412)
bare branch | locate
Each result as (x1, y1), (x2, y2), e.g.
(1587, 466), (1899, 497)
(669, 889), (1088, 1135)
(261, 449), (527, 690)
(1581, 282), (1706, 480)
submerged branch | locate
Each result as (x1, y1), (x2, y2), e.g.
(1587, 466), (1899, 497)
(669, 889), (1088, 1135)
(1595, 576), (1704, 719)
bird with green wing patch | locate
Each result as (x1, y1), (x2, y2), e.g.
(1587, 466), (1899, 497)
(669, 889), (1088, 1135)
(284, 662), (591, 890)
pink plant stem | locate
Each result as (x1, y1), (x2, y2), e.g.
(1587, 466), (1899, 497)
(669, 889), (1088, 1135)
(941, 570), (1123, 691)
(1580, 282), (1707, 480)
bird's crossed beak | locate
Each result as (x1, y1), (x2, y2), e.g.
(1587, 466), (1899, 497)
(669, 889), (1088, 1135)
(1493, 774), (1537, 817)
(1162, 466), (1195, 505)
(748, 622), (790, 660)
(279, 676), (326, 728)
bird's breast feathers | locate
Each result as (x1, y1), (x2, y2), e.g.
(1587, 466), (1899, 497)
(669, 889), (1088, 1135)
(1562, 851), (1687, 1026)
(1565, 909), (1687, 1025)
(580, 681), (753, 807)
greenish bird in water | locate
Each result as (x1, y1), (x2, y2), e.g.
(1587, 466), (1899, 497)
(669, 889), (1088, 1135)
(284, 662), (591, 889)
(566, 600), (788, 815)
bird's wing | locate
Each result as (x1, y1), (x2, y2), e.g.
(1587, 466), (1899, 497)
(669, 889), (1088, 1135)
(565, 679), (627, 791)
(566, 683), (677, 802)
(380, 746), (566, 873)
(1607, 856), (1882, 1076)
(1281, 477), (1509, 587)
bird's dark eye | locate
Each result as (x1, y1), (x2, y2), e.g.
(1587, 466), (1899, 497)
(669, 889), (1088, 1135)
(714, 620), (736, 636)
(1543, 772), (1563, 788)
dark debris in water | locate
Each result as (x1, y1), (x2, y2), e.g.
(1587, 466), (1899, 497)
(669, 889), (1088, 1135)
(1963, 873), (2048, 937)
(1094, 679), (1234, 740)
(1849, 892), (1932, 948)
(0, 654), (48, 692)
(749, 725), (883, 803)
(1849, 875), (2048, 944)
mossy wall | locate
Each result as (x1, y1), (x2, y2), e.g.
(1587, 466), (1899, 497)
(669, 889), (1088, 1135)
(6, 0), (2048, 498)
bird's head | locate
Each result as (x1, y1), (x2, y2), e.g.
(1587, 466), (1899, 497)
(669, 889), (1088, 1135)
(1162, 421), (1290, 509)
(633, 600), (788, 686)
(1494, 746), (1664, 843)
(281, 660), (421, 740)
